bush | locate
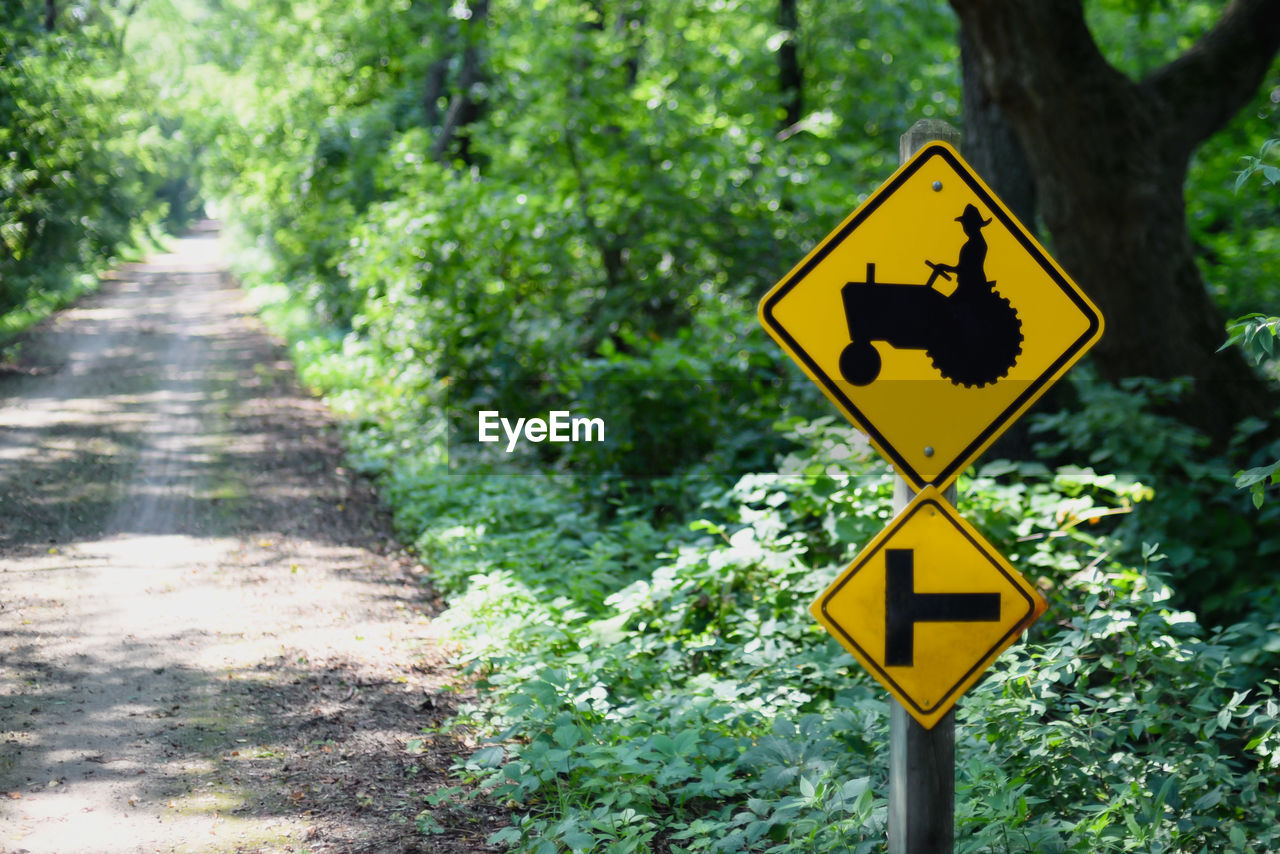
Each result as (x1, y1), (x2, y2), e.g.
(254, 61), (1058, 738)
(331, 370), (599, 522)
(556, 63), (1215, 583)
(368, 414), (1280, 853)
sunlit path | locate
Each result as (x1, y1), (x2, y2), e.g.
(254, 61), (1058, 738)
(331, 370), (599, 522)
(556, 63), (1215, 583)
(0, 233), (484, 853)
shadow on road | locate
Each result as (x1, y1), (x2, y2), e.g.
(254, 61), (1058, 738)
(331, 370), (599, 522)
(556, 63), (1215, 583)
(0, 233), (503, 852)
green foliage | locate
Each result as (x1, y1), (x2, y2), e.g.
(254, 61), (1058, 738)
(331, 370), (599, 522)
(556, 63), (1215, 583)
(166, 0), (1280, 850)
(186, 0), (966, 486)
(1236, 139), (1280, 193)
(958, 563), (1280, 852)
(1220, 314), (1278, 509)
(1217, 127), (1280, 510)
(406, 421), (1278, 853)
(1222, 313), (1280, 368)
(1029, 368), (1280, 618)
(229, 293), (1280, 851)
(1236, 460), (1280, 510)
(0, 4), (188, 320)
(1085, 0), (1222, 78)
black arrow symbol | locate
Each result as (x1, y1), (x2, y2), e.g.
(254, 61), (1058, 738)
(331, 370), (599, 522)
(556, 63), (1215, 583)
(885, 548), (1000, 667)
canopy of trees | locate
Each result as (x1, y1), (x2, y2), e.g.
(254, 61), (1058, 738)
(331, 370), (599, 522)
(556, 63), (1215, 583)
(0, 2), (195, 321)
(5, 0), (1280, 850)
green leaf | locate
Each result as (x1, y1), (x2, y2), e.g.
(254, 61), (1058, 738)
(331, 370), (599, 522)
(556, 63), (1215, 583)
(553, 725), (581, 748)
(673, 729), (700, 756)
(1235, 169), (1251, 193)
(1237, 464), (1280, 489)
(472, 745), (507, 767)
(488, 827), (524, 846)
(562, 829), (595, 850)
(834, 515), (865, 543)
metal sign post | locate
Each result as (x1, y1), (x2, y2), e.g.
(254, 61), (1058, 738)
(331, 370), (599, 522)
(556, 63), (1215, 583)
(891, 121), (959, 854)
(890, 475), (955, 853)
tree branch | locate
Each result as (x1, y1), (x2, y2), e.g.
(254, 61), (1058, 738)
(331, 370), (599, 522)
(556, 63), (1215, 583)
(115, 0), (144, 56)
(562, 125), (625, 294)
(1143, 0), (1280, 157)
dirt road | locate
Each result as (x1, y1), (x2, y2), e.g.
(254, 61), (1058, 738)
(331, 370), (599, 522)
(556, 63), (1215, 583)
(0, 232), (497, 853)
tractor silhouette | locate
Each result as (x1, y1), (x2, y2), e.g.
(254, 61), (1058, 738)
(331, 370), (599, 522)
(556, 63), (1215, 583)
(837, 205), (1023, 389)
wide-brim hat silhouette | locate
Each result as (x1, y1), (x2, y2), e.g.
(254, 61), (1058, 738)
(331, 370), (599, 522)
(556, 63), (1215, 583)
(955, 204), (992, 228)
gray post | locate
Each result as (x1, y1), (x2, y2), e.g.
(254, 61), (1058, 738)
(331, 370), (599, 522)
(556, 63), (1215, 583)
(898, 118), (961, 162)
(888, 118), (961, 854)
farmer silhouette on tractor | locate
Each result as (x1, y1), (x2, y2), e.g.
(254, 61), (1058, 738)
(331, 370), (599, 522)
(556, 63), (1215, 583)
(927, 204), (992, 299)
(837, 203), (1023, 388)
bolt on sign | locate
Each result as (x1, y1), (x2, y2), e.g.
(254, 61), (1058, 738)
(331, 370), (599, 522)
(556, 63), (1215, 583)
(809, 486), (1046, 729)
(758, 141), (1103, 492)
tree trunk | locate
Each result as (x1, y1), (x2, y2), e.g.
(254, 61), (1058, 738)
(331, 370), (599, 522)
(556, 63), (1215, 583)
(44, 0), (57, 31)
(430, 0), (489, 165)
(957, 26), (1036, 228)
(949, 0), (1280, 443)
(423, 56), (450, 128)
(618, 0), (645, 88)
(777, 0), (802, 130)
(959, 25), (1044, 459)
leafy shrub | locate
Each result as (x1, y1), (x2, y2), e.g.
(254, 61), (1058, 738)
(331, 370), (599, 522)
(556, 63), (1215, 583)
(394, 419), (1279, 853)
(1030, 368), (1280, 620)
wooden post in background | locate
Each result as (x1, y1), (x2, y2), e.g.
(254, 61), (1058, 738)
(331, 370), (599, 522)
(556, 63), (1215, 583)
(888, 118), (961, 854)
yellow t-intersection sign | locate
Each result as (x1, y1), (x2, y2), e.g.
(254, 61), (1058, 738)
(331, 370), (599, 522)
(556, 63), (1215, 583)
(811, 486), (1046, 729)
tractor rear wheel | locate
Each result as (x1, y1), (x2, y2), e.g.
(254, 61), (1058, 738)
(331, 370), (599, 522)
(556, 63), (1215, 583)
(840, 341), (881, 386)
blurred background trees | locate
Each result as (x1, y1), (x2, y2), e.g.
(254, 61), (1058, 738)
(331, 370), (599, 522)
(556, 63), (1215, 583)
(6, 0), (1277, 601)
(0, 1), (198, 321)
(4, 0), (1276, 607)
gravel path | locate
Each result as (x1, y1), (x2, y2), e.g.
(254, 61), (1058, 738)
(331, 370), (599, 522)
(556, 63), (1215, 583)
(0, 231), (500, 853)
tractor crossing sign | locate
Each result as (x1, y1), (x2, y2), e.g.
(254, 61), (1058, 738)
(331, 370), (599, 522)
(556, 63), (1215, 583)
(758, 141), (1103, 491)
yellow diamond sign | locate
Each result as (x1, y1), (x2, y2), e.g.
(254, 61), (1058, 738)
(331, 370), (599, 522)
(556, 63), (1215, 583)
(811, 486), (1046, 729)
(759, 141), (1103, 490)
